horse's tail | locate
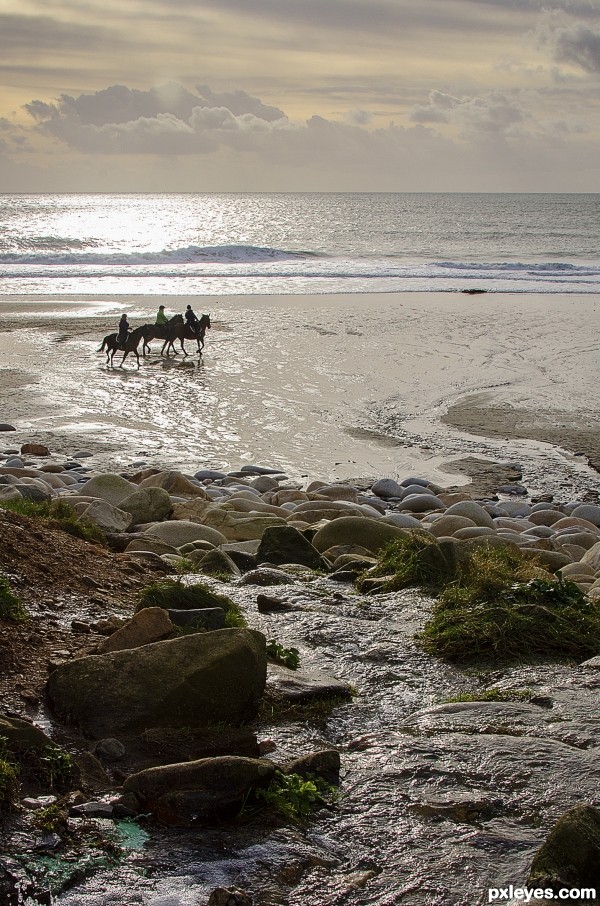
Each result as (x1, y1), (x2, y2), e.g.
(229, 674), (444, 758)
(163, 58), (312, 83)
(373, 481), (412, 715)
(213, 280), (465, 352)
(98, 337), (107, 352)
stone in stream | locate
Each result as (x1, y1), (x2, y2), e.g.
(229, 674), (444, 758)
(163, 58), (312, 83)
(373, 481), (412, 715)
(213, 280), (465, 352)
(256, 525), (326, 570)
(46, 628), (267, 737)
(122, 755), (276, 825)
(527, 803), (600, 892)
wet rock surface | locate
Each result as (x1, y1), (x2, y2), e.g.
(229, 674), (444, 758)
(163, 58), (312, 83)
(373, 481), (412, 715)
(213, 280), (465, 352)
(1, 451), (600, 904)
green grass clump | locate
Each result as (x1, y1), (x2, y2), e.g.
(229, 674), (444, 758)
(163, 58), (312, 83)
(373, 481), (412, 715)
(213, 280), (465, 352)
(137, 579), (246, 628)
(356, 532), (447, 592)
(0, 498), (105, 544)
(253, 771), (334, 823)
(0, 576), (28, 622)
(442, 689), (532, 704)
(420, 547), (600, 664)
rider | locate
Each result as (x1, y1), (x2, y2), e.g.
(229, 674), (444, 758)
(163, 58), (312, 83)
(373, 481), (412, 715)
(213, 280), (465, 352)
(155, 304), (169, 326)
(117, 313), (130, 347)
(185, 304), (200, 334)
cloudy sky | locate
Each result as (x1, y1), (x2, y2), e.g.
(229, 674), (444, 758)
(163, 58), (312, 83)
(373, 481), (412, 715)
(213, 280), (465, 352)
(1, 0), (600, 191)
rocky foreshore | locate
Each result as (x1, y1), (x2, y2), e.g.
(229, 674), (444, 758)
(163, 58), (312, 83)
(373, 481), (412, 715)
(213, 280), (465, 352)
(1, 439), (600, 905)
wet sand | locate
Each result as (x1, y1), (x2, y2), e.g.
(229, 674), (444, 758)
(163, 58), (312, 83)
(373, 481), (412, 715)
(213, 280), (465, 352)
(1, 291), (599, 496)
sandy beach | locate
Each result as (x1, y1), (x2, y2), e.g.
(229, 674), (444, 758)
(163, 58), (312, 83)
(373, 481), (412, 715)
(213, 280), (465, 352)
(1, 290), (599, 498)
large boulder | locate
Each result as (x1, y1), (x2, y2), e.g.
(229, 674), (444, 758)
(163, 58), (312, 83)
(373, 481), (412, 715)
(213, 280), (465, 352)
(257, 525), (325, 569)
(139, 470), (209, 498)
(144, 519), (227, 547)
(176, 505), (288, 542)
(528, 803), (600, 891)
(78, 473), (138, 506)
(119, 487), (172, 525)
(311, 516), (409, 554)
(46, 628), (267, 737)
(444, 501), (496, 528)
(79, 499), (132, 532)
(122, 756), (276, 825)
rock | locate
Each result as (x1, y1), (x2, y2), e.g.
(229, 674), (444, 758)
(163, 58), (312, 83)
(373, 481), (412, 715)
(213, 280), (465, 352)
(79, 473), (138, 506)
(371, 478), (405, 498)
(16, 484), (52, 503)
(119, 487), (172, 525)
(256, 594), (294, 613)
(125, 538), (180, 557)
(69, 800), (115, 819)
(398, 494), (445, 514)
(97, 607), (175, 653)
(581, 656), (600, 668)
(122, 755), (276, 825)
(174, 502), (288, 541)
(256, 525), (325, 570)
(427, 515), (477, 537)
(570, 505), (600, 527)
(139, 470), (209, 497)
(267, 663), (353, 701)
(46, 628), (267, 737)
(581, 541), (600, 572)
(0, 424), (16, 431)
(311, 517), (409, 554)
(207, 888), (253, 906)
(527, 803), (600, 891)
(20, 443), (50, 456)
(145, 519), (227, 547)
(94, 738), (126, 762)
(0, 713), (56, 756)
(167, 608), (226, 630)
(239, 568), (296, 586)
(525, 550), (574, 572)
(444, 501), (496, 528)
(79, 499), (132, 532)
(192, 549), (242, 578)
(0, 486), (21, 502)
(284, 749), (341, 784)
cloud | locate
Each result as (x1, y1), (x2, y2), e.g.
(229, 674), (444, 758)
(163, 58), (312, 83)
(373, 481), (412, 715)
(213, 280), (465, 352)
(552, 23), (600, 72)
(24, 82), (291, 154)
(409, 89), (525, 135)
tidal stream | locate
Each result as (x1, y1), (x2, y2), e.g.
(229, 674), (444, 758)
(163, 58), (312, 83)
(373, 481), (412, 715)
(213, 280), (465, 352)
(41, 572), (600, 906)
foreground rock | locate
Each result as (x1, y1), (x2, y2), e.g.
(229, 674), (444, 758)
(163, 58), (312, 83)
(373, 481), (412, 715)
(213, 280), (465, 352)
(528, 803), (600, 891)
(122, 755), (276, 825)
(47, 628), (267, 737)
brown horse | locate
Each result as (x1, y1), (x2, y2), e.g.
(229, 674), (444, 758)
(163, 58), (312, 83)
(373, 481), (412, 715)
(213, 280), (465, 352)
(145, 313), (211, 357)
(98, 324), (149, 367)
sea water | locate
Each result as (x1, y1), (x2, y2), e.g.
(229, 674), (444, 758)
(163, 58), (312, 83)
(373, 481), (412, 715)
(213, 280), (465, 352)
(0, 192), (599, 296)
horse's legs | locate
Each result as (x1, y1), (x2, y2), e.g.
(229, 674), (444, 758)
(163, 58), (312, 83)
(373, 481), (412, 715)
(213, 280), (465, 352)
(180, 339), (188, 357)
(161, 339), (168, 356)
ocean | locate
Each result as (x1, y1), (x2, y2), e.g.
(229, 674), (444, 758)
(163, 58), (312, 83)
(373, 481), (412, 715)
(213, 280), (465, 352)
(1, 192), (599, 296)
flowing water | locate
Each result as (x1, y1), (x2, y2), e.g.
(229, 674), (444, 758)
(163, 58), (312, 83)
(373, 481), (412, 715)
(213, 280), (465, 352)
(42, 575), (600, 906)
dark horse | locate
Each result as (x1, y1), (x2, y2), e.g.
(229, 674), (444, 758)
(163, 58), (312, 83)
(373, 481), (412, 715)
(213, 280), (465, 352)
(98, 324), (149, 367)
(145, 313), (211, 357)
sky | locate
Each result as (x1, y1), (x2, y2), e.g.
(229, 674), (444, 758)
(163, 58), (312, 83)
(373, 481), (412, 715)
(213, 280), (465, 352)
(1, 0), (600, 192)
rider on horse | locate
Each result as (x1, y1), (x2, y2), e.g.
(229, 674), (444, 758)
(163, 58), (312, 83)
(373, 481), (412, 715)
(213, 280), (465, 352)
(117, 314), (130, 348)
(155, 305), (169, 325)
(185, 305), (200, 335)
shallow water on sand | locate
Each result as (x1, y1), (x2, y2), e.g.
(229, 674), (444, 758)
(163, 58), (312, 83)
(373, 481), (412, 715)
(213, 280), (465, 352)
(2, 292), (600, 499)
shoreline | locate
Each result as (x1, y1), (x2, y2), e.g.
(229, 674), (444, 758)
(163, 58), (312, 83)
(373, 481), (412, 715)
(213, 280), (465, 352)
(0, 290), (599, 497)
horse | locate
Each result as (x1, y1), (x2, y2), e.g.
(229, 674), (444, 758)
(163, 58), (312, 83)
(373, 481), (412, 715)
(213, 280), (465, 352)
(98, 324), (149, 367)
(146, 313), (211, 357)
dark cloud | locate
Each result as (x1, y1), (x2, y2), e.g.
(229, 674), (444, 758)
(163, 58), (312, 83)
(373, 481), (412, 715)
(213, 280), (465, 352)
(24, 82), (289, 154)
(0, 12), (117, 53)
(178, 0), (505, 36)
(553, 24), (600, 71)
(468, 0), (600, 16)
